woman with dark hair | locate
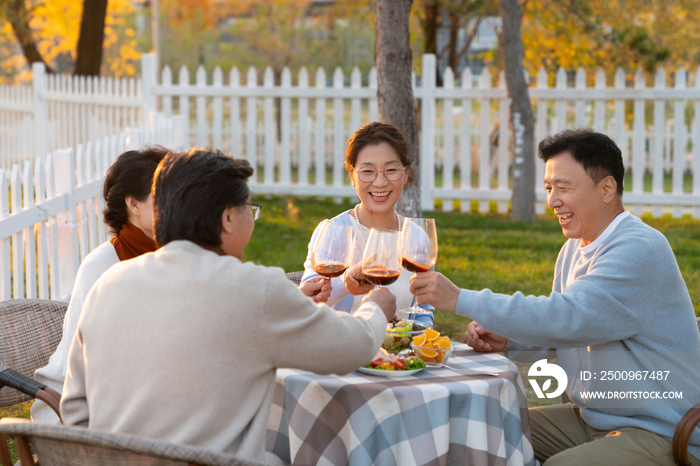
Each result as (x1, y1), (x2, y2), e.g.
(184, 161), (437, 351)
(301, 122), (434, 323)
(60, 148), (396, 463)
(32, 146), (168, 423)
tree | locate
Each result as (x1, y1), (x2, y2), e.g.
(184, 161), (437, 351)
(5, 0), (53, 72)
(500, 0), (535, 222)
(375, 0), (421, 218)
(1, 0), (139, 82)
(520, 0), (700, 75)
(412, 0), (494, 84)
(74, 0), (109, 76)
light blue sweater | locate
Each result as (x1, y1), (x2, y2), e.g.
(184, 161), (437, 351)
(455, 214), (700, 459)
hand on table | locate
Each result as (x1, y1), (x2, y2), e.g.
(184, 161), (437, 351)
(344, 264), (374, 295)
(409, 272), (461, 313)
(299, 276), (331, 303)
(464, 321), (508, 352)
(362, 287), (396, 322)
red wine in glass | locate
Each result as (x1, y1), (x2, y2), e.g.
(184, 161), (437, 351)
(350, 266), (372, 286)
(400, 218), (438, 315)
(314, 262), (348, 278)
(361, 228), (401, 289)
(312, 221), (352, 281)
(364, 266), (401, 286)
(401, 258), (433, 273)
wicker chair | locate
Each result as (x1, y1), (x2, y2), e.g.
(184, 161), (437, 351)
(0, 299), (67, 466)
(285, 271), (304, 286)
(672, 317), (700, 465)
(0, 418), (268, 466)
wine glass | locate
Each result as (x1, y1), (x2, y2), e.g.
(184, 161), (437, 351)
(401, 218), (438, 315)
(312, 221), (352, 280)
(347, 234), (372, 286)
(362, 228), (401, 288)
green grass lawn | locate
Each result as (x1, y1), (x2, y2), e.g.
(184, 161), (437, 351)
(2, 196), (698, 446)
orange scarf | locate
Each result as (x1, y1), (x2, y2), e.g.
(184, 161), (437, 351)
(110, 222), (157, 261)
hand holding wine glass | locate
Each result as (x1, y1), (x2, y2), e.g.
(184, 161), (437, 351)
(345, 234), (374, 294)
(401, 218), (438, 315)
(312, 221), (352, 281)
(362, 229), (401, 288)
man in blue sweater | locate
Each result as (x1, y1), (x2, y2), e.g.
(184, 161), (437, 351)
(411, 129), (700, 465)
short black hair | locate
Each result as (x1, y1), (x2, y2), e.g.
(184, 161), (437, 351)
(152, 148), (254, 248)
(102, 146), (169, 235)
(538, 128), (625, 195)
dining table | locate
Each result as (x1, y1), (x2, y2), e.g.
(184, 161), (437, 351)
(265, 343), (535, 466)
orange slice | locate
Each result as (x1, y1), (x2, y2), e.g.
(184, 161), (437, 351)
(412, 334), (427, 347)
(436, 336), (451, 348)
(416, 347), (438, 360)
(424, 328), (440, 342)
(435, 351), (444, 363)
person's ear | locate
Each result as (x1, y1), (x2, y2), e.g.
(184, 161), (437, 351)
(125, 196), (140, 216)
(221, 206), (238, 234)
(600, 176), (618, 204)
(349, 169), (356, 188)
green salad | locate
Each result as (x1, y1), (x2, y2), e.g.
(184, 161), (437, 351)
(383, 318), (415, 353)
(365, 356), (426, 371)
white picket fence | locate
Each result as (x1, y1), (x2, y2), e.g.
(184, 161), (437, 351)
(142, 54), (700, 217)
(0, 115), (187, 301)
(0, 62), (144, 172)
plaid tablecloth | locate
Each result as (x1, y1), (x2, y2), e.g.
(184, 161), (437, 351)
(266, 344), (535, 466)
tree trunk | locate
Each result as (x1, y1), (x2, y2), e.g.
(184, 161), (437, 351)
(447, 10), (460, 71)
(420, 0), (441, 87)
(6, 0), (54, 73)
(500, 0), (536, 222)
(375, 0), (421, 218)
(74, 0), (110, 76)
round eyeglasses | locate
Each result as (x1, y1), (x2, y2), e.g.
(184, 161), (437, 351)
(353, 166), (406, 183)
(245, 202), (262, 221)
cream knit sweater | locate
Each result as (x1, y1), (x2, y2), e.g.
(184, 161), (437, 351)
(61, 240), (386, 463)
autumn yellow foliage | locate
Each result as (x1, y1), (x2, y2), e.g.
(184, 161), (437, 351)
(0, 0), (140, 84)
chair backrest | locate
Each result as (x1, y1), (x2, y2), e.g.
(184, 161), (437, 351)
(0, 418), (268, 466)
(0, 299), (67, 407)
(285, 271), (304, 286)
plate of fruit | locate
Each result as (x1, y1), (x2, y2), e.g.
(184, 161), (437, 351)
(358, 348), (426, 377)
(410, 329), (454, 366)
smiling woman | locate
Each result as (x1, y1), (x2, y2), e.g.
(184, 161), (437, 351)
(300, 122), (435, 323)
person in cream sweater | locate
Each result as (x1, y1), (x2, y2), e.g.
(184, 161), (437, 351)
(60, 148), (396, 464)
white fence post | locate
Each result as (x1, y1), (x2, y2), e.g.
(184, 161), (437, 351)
(694, 68), (700, 219)
(652, 68), (666, 218)
(213, 66), (223, 150)
(246, 67), (258, 184)
(459, 67), (473, 213)
(32, 62), (47, 160)
(672, 67), (687, 219)
(314, 67), (326, 188)
(196, 66), (207, 147)
(53, 149), (80, 301)
(0, 171), (10, 300)
(23, 161), (37, 298)
(281, 67), (292, 186)
(11, 166), (24, 298)
(420, 54), (436, 212)
(263, 67), (275, 185)
(298, 67), (310, 186)
(478, 67), (491, 214)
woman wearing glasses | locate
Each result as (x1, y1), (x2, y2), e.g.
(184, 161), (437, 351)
(301, 122), (434, 323)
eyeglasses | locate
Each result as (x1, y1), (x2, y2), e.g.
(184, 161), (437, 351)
(353, 166), (406, 183)
(246, 202), (262, 221)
